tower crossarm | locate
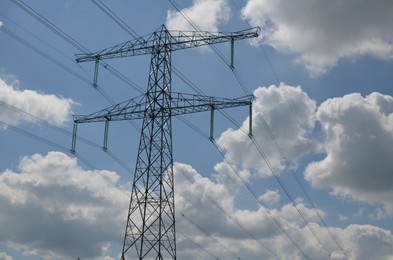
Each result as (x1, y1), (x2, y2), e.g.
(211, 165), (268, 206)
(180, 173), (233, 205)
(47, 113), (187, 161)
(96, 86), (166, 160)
(73, 92), (253, 124)
(75, 25), (260, 62)
(170, 92), (253, 115)
(73, 94), (146, 123)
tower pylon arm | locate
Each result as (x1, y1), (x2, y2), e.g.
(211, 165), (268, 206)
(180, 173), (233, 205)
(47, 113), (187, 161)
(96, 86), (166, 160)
(170, 92), (254, 115)
(75, 25), (260, 62)
(73, 94), (146, 123)
(73, 92), (254, 124)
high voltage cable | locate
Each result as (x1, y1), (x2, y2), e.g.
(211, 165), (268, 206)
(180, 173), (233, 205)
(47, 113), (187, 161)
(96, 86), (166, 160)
(210, 138), (309, 259)
(180, 212), (242, 260)
(90, 0), (139, 39)
(10, 0), (144, 95)
(177, 166), (280, 258)
(218, 107), (332, 259)
(167, 0), (231, 68)
(89, 0), (198, 97)
(0, 119), (130, 197)
(1, 9), (141, 132)
(166, 0), (324, 256)
(166, 1), (348, 258)
(226, 2), (348, 255)
(0, 26), (116, 105)
(229, 1), (347, 255)
(177, 232), (220, 260)
(175, 115), (305, 258)
(0, 100), (134, 177)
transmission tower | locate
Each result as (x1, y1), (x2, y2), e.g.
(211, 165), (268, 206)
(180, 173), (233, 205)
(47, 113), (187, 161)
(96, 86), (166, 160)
(71, 24), (259, 259)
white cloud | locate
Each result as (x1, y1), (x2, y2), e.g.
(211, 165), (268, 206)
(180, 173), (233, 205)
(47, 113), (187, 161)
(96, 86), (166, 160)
(0, 21), (3, 28)
(1, 152), (393, 259)
(242, 0), (393, 76)
(305, 92), (393, 216)
(174, 162), (393, 259)
(166, 0), (230, 31)
(259, 189), (280, 207)
(217, 84), (317, 177)
(0, 78), (74, 128)
(0, 252), (12, 260)
(0, 151), (128, 259)
(341, 224), (393, 260)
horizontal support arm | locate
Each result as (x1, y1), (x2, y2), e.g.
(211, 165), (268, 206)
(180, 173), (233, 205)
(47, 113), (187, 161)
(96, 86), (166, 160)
(171, 92), (253, 116)
(75, 26), (260, 62)
(73, 92), (254, 124)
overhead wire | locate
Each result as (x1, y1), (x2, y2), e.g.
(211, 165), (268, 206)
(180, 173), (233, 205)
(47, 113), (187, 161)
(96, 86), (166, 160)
(177, 232), (220, 260)
(180, 212), (242, 260)
(176, 165), (280, 258)
(5, 0), (143, 134)
(166, 1), (333, 258)
(10, 0), (144, 95)
(166, 0), (349, 258)
(0, 119), (130, 197)
(228, 2), (348, 257)
(0, 100), (134, 181)
(210, 138), (309, 259)
(167, 0), (232, 68)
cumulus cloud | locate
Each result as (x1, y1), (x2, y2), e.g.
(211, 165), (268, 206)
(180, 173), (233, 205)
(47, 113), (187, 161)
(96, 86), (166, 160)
(242, 0), (393, 76)
(0, 252), (12, 260)
(259, 189), (280, 207)
(174, 162), (393, 259)
(1, 151), (393, 259)
(0, 78), (74, 128)
(217, 84), (316, 177)
(166, 0), (230, 31)
(0, 151), (128, 259)
(305, 92), (393, 216)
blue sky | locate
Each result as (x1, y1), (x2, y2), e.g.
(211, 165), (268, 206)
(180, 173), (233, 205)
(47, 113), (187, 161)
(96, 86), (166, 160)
(1, 0), (393, 259)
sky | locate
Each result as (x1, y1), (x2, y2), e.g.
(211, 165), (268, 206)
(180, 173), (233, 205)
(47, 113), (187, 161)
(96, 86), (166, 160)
(1, 0), (393, 259)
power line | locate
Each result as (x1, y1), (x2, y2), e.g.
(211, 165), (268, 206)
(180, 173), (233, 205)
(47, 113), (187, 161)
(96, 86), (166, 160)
(176, 165), (280, 258)
(166, 1), (346, 257)
(0, 99), (134, 179)
(180, 212), (242, 260)
(10, 0), (144, 95)
(165, 1), (341, 258)
(90, 0), (139, 39)
(210, 138), (310, 259)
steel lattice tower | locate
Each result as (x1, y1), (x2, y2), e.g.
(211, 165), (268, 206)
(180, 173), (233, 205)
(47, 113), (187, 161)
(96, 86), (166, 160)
(71, 25), (259, 259)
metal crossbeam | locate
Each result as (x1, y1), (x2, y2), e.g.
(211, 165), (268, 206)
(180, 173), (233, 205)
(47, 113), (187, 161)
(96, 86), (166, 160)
(74, 93), (253, 123)
(75, 26), (260, 62)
